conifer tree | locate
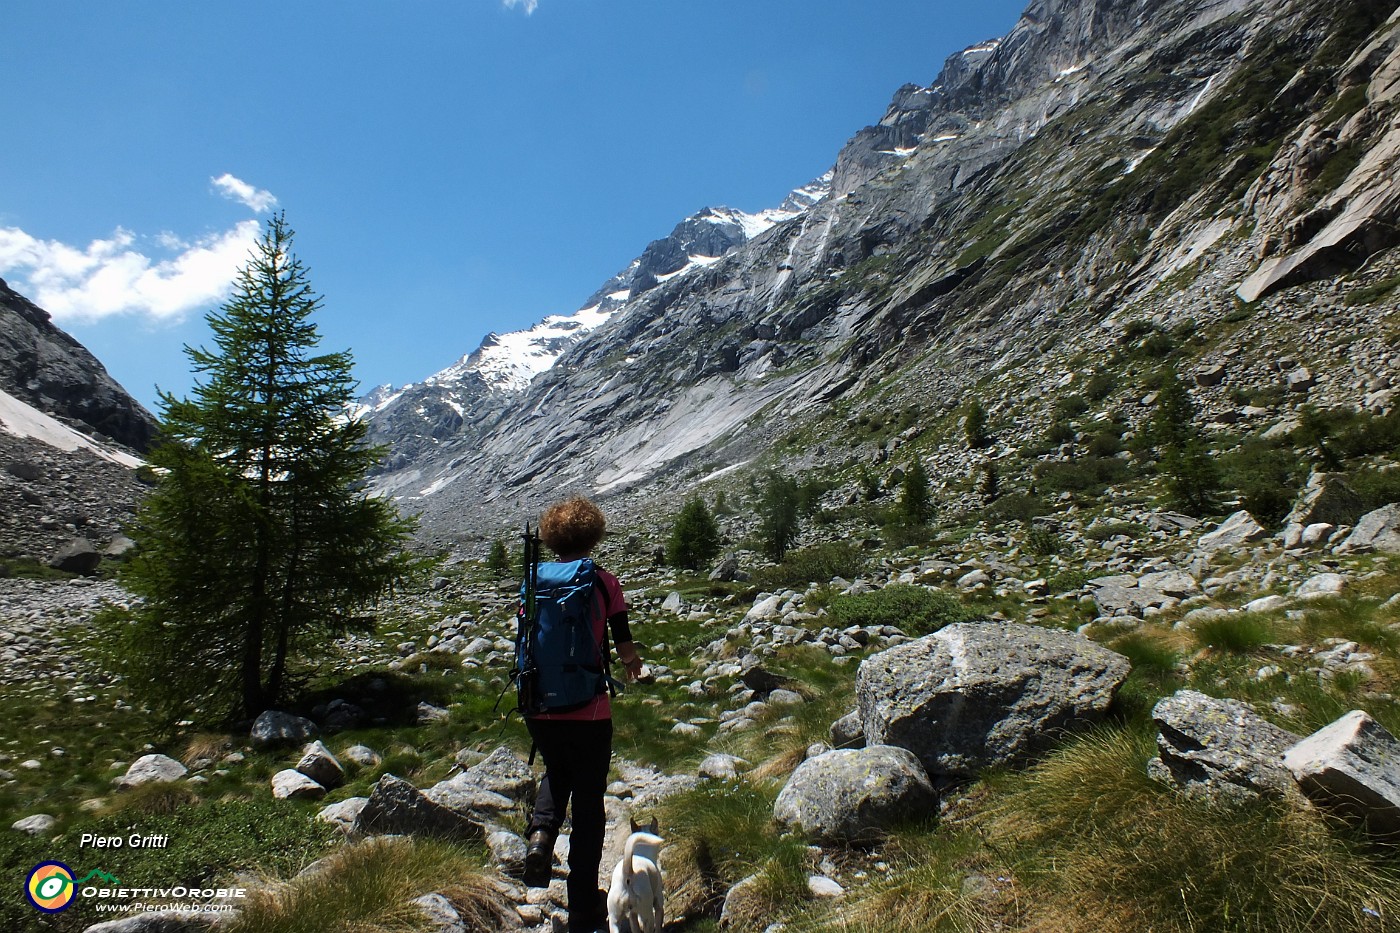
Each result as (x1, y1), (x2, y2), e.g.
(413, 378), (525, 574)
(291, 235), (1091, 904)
(965, 399), (991, 449)
(899, 457), (934, 525)
(109, 214), (416, 721)
(667, 495), (721, 571)
(487, 539), (512, 577)
(758, 472), (802, 562)
(1150, 364), (1220, 516)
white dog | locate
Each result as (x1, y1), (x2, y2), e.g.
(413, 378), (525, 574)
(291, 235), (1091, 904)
(607, 817), (664, 933)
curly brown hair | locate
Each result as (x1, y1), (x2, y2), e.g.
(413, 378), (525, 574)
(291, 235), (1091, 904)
(539, 496), (607, 557)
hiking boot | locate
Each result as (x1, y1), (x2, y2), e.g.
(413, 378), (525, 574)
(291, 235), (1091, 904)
(522, 830), (554, 887)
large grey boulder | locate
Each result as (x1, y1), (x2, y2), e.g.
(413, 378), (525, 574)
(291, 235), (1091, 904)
(773, 745), (935, 844)
(1285, 472), (1364, 528)
(459, 746), (536, 805)
(423, 747), (534, 820)
(49, 537), (102, 575)
(296, 741), (344, 790)
(1339, 503), (1400, 554)
(1283, 710), (1400, 837)
(250, 710), (318, 748)
(355, 774), (483, 840)
(856, 621), (1130, 778)
(1148, 690), (1302, 803)
(423, 774), (516, 820)
(116, 754), (188, 790)
(1198, 511), (1267, 552)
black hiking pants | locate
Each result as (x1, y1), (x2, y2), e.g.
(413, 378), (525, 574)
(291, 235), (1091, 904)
(525, 717), (613, 932)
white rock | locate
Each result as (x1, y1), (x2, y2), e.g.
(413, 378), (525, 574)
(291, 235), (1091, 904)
(808, 875), (845, 898)
(116, 754), (188, 789)
(316, 796), (368, 833)
(1301, 523), (1336, 546)
(271, 768), (326, 801)
(1297, 573), (1345, 599)
(1244, 595), (1288, 614)
(11, 814), (55, 835)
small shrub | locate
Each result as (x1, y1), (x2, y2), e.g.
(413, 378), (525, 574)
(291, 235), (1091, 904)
(1348, 466), (1400, 512)
(1045, 420), (1077, 445)
(750, 542), (866, 590)
(1025, 524), (1064, 557)
(826, 585), (973, 636)
(881, 522), (936, 549)
(486, 539), (511, 577)
(1085, 521), (1146, 541)
(1084, 371), (1115, 401)
(1225, 438), (1308, 528)
(899, 458), (934, 525)
(1046, 569), (1091, 594)
(1344, 273), (1400, 306)
(1035, 456), (1129, 495)
(984, 493), (1051, 525)
(965, 399), (991, 449)
(1054, 394), (1090, 420)
(758, 473), (802, 562)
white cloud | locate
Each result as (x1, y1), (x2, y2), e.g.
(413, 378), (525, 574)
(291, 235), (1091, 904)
(0, 220), (261, 324)
(503, 0), (539, 13)
(211, 173), (279, 212)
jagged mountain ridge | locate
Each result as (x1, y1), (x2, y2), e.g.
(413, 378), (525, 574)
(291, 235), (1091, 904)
(360, 174), (831, 473)
(368, 0), (1400, 547)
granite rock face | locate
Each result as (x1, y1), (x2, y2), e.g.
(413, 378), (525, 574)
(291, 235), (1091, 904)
(361, 0), (1370, 546)
(856, 621), (1131, 778)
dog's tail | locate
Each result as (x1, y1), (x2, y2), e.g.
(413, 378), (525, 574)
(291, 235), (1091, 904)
(621, 831), (664, 886)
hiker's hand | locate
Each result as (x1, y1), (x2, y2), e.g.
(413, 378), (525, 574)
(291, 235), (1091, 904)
(622, 655), (645, 681)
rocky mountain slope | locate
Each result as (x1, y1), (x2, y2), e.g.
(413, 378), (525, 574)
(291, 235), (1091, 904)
(364, 0), (1400, 551)
(0, 277), (156, 453)
(0, 281), (153, 567)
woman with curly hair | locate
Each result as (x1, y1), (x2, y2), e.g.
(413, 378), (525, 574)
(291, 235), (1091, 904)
(521, 496), (644, 933)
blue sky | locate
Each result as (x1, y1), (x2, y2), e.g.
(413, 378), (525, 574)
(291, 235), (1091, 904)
(1, 1), (1029, 412)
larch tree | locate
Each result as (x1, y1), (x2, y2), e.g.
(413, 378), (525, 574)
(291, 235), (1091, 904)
(110, 213), (417, 722)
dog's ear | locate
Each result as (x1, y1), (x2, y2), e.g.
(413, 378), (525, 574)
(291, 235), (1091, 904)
(643, 816), (659, 836)
(630, 816), (642, 834)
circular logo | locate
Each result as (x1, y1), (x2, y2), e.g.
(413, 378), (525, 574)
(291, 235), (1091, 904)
(26, 862), (76, 913)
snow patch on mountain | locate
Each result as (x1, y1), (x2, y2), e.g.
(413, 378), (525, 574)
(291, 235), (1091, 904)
(0, 387), (143, 468)
(428, 302), (616, 395)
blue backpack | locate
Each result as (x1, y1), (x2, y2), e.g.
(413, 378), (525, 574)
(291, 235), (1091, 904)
(511, 528), (620, 715)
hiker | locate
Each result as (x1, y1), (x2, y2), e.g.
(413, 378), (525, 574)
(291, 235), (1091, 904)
(520, 496), (644, 933)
